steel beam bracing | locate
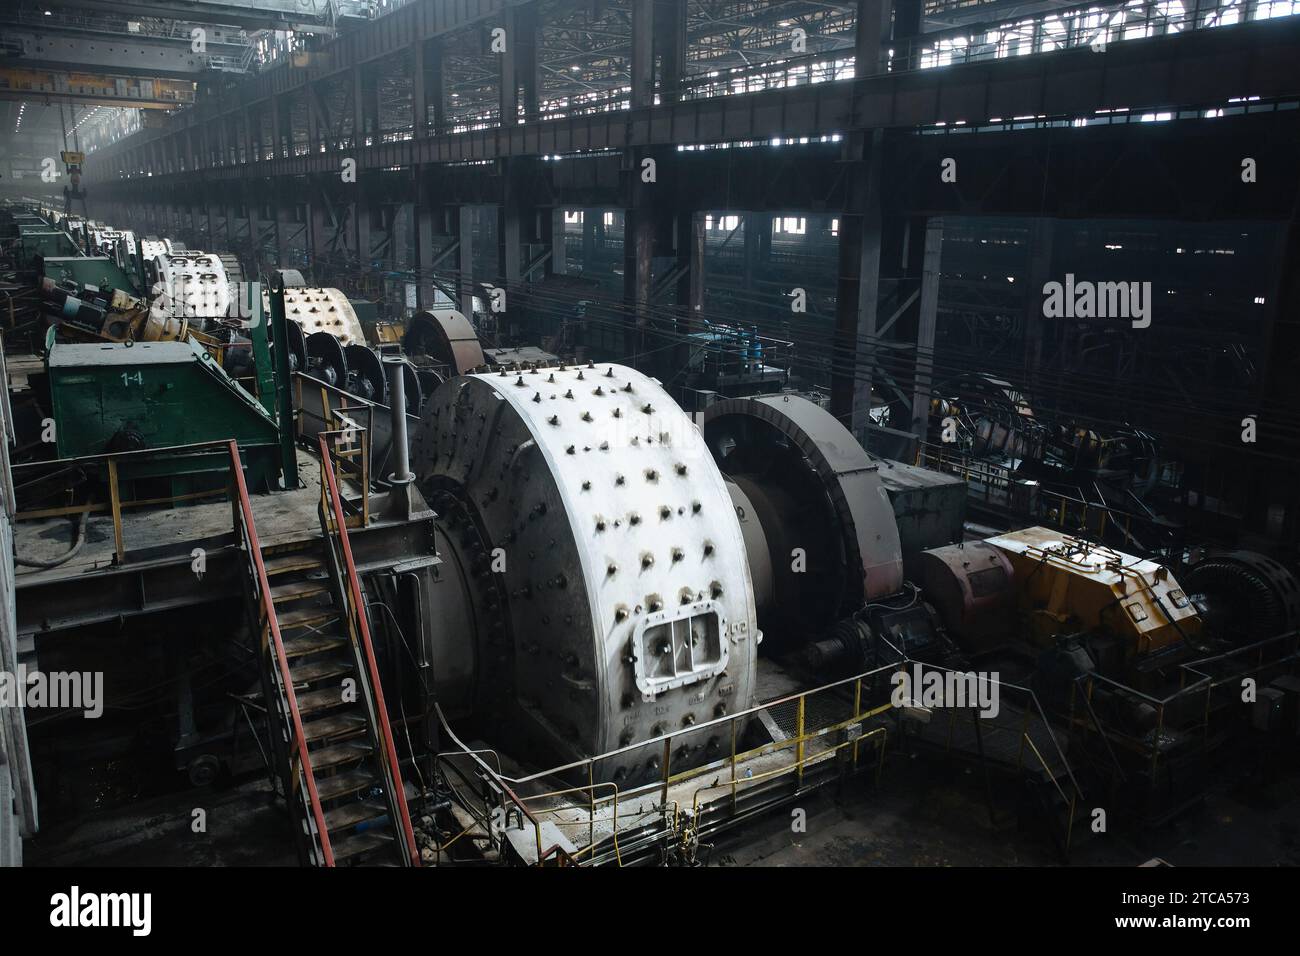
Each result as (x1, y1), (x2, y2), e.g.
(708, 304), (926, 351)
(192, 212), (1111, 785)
(84, 13), (1300, 185)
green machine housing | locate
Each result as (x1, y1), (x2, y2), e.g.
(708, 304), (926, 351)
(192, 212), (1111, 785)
(348, 298), (379, 327)
(46, 338), (283, 495)
(42, 256), (141, 296)
(17, 229), (83, 268)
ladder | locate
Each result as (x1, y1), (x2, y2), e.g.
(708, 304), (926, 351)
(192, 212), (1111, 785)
(228, 441), (420, 866)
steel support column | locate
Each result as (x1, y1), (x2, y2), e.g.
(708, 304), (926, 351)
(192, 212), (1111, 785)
(498, 159), (524, 284)
(743, 213), (769, 288)
(623, 153), (656, 363)
(355, 194), (371, 267)
(424, 38), (446, 133)
(833, 130), (885, 432)
(309, 193), (331, 269)
(274, 200), (290, 264)
(457, 204), (474, 316)
(270, 95), (283, 159)
(240, 108), (254, 165)
(544, 207), (565, 276)
(415, 175), (438, 307)
(631, 0), (655, 109)
(353, 65), (371, 148)
(207, 200), (220, 249)
(670, 209), (704, 383)
(501, 3), (539, 124)
(856, 0), (892, 75)
(909, 218), (943, 438)
(1022, 219), (1055, 393)
(306, 83), (322, 154)
(581, 211), (597, 275)
(412, 41), (428, 138)
(226, 200), (241, 251)
(246, 202), (261, 271)
(655, 0), (686, 104)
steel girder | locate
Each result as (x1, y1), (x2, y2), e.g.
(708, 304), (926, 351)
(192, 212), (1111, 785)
(86, 17), (1300, 188)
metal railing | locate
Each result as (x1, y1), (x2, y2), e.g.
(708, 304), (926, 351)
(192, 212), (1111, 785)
(432, 666), (890, 866)
(434, 649), (1084, 865)
(227, 439), (335, 866)
(681, 53), (856, 102)
(12, 440), (239, 566)
(914, 439), (1173, 553)
(1, 288), (39, 332)
(1069, 628), (1300, 789)
(906, 660), (1084, 853)
(297, 375), (373, 527)
(0, 338), (37, 861)
(317, 433), (421, 866)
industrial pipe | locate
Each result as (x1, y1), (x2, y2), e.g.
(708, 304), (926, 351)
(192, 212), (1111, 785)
(384, 357), (414, 484)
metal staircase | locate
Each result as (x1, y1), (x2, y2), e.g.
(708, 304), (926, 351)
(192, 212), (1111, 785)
(228, 440), (419, 867)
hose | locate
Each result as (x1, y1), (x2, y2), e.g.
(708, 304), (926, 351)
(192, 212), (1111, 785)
(15, 508), (89, 568)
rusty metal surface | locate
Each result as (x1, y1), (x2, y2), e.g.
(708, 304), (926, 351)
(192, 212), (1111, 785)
(407, 309), (485, 376)
(918, 540), (1016, 650)
(703, 393), (904, 608)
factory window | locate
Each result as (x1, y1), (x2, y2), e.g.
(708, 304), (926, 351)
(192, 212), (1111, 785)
(603, 212), (615, 227)
(773, 217), (806, 235)
(830, 219), (839, 236)
(1257, 0), (1300, 18)
(922, 36), (968, 69)
(564, 211), (583, 224)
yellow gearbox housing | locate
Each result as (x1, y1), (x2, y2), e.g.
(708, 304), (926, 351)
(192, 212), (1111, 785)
(984, 527), (1201, 655)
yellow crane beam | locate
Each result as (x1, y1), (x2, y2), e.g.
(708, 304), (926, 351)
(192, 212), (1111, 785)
(0, 68), (194, 110)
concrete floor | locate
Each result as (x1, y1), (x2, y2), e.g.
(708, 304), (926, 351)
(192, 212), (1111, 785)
(710, 750), (1300, 867)
(24, 744), (1300, 867)
(26, 775), (296, 867)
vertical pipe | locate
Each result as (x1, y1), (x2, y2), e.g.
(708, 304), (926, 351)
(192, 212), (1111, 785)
(267, 277), (299, 489)
(385, 357), (413, 483)
(249, 282), (276, 417)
